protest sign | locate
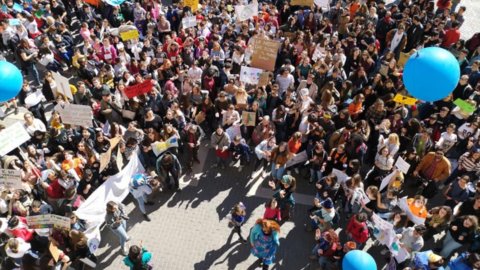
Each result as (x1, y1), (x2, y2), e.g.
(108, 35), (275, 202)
(454, 98), (476, 113)
(52, 72), (74, 100)
(99, 136), (122, 172)
(240, 66), (263, 85)
(379, 171), (396, 192)
(184, 0), (199, 11)
(397, 52), (410, 68)
(314, 0), (329, 8)
(84, 0), (100, 6)
(331, 169), (349, 184)
(120, 29), (140, 41)
(9, 18), (21, 26)
(124, 80), (154, 98)
(104, 0), (124, 5)
(395, 156), (411, 174)
(50, 242), (61, 262)
(242, 111), (256, 127)
(182, 16), (197, 29)
(26, 215), (52, 229)
(226, 124), (242, 141)
(0, 122), (31, 156)
(393, 94), (417, 106)
(51, 214), (71, 230)
(152, 136), (179, 156)
(251, 38), (280, 71)
(12, 2), (23, 12)
(0, 169), (23, 190)
(285, 151), (308, 168)
(55, 104), (93, 127)
(291, 0), (313, 6)
(235, 2), (258, 21)
(398, 196), (426, 225)
(371, 213), (395, 247)
(258, 72), (271, 86)
(24, 90), (44, 107)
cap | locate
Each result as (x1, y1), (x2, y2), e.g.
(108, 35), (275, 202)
(281, 175), (293, 185)
(101, 89), (111, 96)
(321, 198), (334, 209)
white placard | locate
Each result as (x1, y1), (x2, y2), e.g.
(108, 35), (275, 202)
(379, 171), (397, 192)
(285, 150), (308, 168)
(226, 124), (242, 141)
(240, 66), (263, 85)
(0, 122), (31, 156)
(52, 72), (73, 101)
(182, 16), (197, 28)
(24, 90), (44, 107)
(235, 2), (258, 22)
(371, 213), (395, 247)
(0, 169), (23, 190)
(394, 156), (411, 174)
(314, 0), (329, 9)
(55, 104), (93, 127)
(398, 196), (426, 225)
(331, 168), (348, 184)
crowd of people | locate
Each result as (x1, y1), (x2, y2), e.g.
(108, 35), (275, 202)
(0, 0), (480, 269)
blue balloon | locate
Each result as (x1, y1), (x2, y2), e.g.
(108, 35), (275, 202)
(0, 61), (23, 102)
(403, 47), (460, 102)
(342, 250), (377, 270)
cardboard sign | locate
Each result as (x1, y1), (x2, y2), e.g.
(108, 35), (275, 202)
(258, 72), (271, 86)
(291, 0), (313, 6)
(124, 80), (154, 98)
(314, 0), (329, 8)
(395, 156), (411, 174)
(120, 29), (140, 41)
(240, 66), (263, 85)
(55, 104), (93, 127)
(251, 38), (280, 71)
(184, 0), (199, 11)
(242, 111), (256, 127)
(0, 122), (31, 156)
(99, 136), (122, 173)
(50, 242), (61, 262)
(182, 16), (197, 29)
(52, 72), (74, 101)
(0, 169), (23, 190)
(454, 98), (476, 113)
(152, 136), (179, 156)
(393, 94), (417, 106)
(285, 150), (308, 168)
(397, 52), (410, 68)
(235, 2), (258, 21)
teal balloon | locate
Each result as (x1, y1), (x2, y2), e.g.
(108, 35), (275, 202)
(104, 0), (126, 6)
(0, 61), (23, 102)
(342, 250), (377, 270)
(403, 47), (460, 102)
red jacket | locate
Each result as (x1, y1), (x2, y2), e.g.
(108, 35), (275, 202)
(346, 215), (369, 243)
(7, 217), (34, 242)
(442, 28), (461, 48)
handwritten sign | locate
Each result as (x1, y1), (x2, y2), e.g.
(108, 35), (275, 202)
(0, 169), (23, 190)
(50, 215), (71, 230)
(235, 2), (258, 21)
(240, 66), (263, 85)
(184, 0), (199, 11)
(291, 0), (313, 6)
(395, 156), (411, 174)
(398, 196), (426, 225)
(55, 104), (93, 127)
(379, 171), (396, 192)
(393, 94), (417, 106)
(124, 80), (154, 98)
(26, 215), (52, 229)
(314, 0), (329, 8)
(371, 213), (395, 247)
(258, 72), (271, 86)
(242, 111), (256, 127)
(182, 16), (197, 29)
(453, 98), (476, 113)
(251, 38), (280, 71)
(0, 122), (31, 156)
(120, 29), (139, 41)
(52, 72), (73, 101)
(151, 136), (179, 156)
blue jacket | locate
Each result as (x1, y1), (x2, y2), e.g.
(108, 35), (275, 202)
(230, 142), (250, 162)
(447, 252), (474, 270)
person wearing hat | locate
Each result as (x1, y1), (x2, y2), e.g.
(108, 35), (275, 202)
(413, 250), (445, 269)
(309, 228), (341, 269)
(129, 174), (154, 221)
(308, 197), (336, 232)
(269, 175), (296, 221)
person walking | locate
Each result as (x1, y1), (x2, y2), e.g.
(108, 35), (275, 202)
(105, 201), (130, 255)
(228, 202), (247, 243)
(250, 219), (281, 270)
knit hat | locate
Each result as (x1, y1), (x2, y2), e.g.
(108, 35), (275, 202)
(321, 198), (334, 209)
(428, 252), (443, 263)
(281, 175), (293, 185)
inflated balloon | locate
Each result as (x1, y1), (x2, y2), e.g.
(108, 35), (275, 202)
(403, 47), (460, 102)
(342, 250), (377, 270)
(0, 61), (23, 102)
(104, 0), (126, 6)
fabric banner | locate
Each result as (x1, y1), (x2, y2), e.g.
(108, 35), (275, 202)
(124, 80), (154, 98)
(398, 196), (426, 225)
(0, 122), (31, 156)
(0, 169), (23, 190)
(285, 151), (308, 168)
(151, 136), (179, 156)
(120, 29), (139, 41)
(55, 104), (93, 127)
(235, 2), (258, 22)
(75, 153), (145, 253)
(240, 66), (263, 85)
(251, 38), (280, 71)
(182, 16), (197, 29)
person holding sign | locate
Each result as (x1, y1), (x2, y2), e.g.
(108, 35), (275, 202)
(105, 201), (131, 255)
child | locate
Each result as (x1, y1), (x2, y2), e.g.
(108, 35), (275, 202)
(229, 202), (247, 243)
(229, 135), (251, 172)
(263, 198), (281, 222)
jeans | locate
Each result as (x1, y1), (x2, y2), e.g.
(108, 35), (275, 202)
(310, 169), (322, 182)
(135, 194), (148, 214)
(311, 244), (335, 270)
(25, 63), (41, 86)
(271, 164), (286, 181)
(441, 231), (463, 258)
(110, 220), (128, 249)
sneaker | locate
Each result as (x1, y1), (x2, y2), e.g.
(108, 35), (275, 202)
(121, 246), (128, 256)
(126, 237), (131, 242)
(143, 214), (151, 222)
(238, 166), (243, 172)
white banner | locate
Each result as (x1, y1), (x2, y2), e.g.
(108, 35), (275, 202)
(235, 2), (258, 22)
(240, 66), (263, 84)
(52, 72), (74, 101)
(75, 153), (144, 253)
(285, 151), (308, 168)
(0, 169), (23, 190)
(182, 16), (197, 28)
(55, 104), (93, 127)
(0, 122), (31, 156)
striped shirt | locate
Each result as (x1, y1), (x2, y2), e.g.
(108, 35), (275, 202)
(458, 152), (480, 172)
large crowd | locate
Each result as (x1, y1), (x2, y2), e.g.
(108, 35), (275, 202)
(0, 0), (480, 269)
